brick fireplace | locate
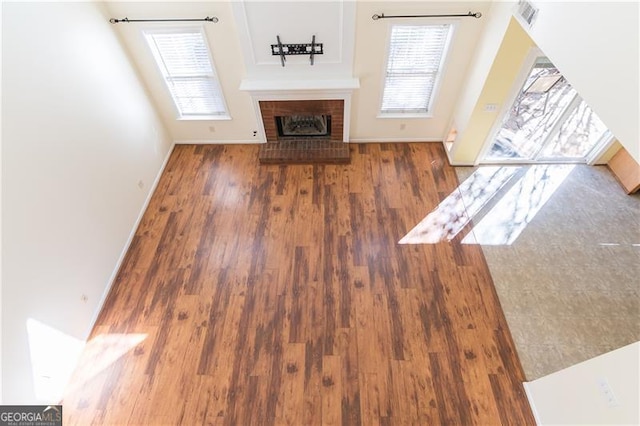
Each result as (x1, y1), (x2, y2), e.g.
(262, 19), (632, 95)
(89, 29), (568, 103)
(239, 78), (358, 163)
(259, 99), (344, 143)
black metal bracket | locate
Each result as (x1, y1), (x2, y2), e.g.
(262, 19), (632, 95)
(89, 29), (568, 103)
(271, 35), (323, 67)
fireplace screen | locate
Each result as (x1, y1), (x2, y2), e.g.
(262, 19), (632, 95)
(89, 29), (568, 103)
(276, 115), (331, 138)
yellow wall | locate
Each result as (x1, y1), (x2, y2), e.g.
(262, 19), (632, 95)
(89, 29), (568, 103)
(449, 18), (535, 164)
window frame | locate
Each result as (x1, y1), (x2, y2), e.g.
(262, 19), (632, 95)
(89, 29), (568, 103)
(378, 21), (456, 119)
(142, 26), (230, 121)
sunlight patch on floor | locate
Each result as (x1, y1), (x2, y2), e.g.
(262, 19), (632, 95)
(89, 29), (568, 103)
(62, 331), (148, 397)
(399, 166), (520, 244)
(462, 164), (575, 245)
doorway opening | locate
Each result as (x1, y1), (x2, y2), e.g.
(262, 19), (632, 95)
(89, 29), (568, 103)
(483, 56), (612, 163)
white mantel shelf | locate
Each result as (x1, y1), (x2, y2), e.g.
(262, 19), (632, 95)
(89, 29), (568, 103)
(241, 78), (359, 143)
(239, 78), (360, 93)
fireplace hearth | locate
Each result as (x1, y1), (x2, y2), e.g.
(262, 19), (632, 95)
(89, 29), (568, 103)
(257, 99), (349, 164)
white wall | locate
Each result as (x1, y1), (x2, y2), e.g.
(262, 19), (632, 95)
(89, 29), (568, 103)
(519, 1), (639, 161)
(0, 0), (4, 403)
(449, 0), (515, 149)
(525, 342), (639, 425)
(232, 0), (356, 79)
(1, 2), (172, 403)
(351, 1), (490, 142)
(447, 1), (639, 164)
(105, 1), (260, 144)
(106, 1), (491, 143)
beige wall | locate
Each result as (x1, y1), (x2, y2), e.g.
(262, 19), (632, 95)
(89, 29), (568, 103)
(523, 1), (639, 162)
(449, 16), (534, 164)
(105, 2), (260, 143)
(448, 1), (638, 165)
(107, 1), (491, 143)
(525, 342), (639, 424)
(2, 2), (172, 403)
(350, 1), (489, 142)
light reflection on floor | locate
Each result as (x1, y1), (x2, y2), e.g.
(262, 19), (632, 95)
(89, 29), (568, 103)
(62, 332), (148, 396)
(463, 164), (575, 245)
(400, 164), (575, 246)
(399, 166), (520, 244)
(27, 317), (147, 402)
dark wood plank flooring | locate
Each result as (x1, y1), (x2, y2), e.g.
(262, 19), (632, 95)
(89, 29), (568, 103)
(62, 143), (534, 425)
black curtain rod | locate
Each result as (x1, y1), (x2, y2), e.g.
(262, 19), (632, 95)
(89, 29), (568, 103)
(372, 11), (482, 20)
(109, 16), (218, 24)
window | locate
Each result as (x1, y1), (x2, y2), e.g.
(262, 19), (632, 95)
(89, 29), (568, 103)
(380, 24), (453, 116)
(144, 28), (229, 119)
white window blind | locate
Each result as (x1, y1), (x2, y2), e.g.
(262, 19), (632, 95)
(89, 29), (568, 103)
(381, 24), (452, 114)
(144, 29), (228, 117)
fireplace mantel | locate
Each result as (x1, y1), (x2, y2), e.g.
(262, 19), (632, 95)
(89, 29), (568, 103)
(239, 78), (359, 93)
(240, 78), (359, 143)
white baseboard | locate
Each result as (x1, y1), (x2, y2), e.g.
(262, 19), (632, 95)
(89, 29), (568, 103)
(86, 142), (176, 337)
(443, 143), (476, 166)
(447, 160), (476, 166)
(523, 382), (542, 425)
(348, 138), (441, 143)
(176, 139), (446, 145)
(174, 139), (263, 145)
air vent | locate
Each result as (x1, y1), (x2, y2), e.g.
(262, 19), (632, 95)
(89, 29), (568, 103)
(516, 0), (539, 27)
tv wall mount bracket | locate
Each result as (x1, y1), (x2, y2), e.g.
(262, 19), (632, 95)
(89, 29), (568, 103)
(271, 35), (323, 67)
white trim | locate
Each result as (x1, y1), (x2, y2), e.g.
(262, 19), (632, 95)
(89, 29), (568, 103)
(85, 142), (176, 337)
(177, 115), (231, 121)
(231, 1), (257, 68)
(443, 142), (475, 166)
(239, 79), (359, 143)
(586, 132), (615, 165)
(379, 21), (457, 116)
(174, 139), (264, 145)
(523, 382), (542, 425)
(349, 138), (441, 144)
(142, 26), (230, 120)
(239, 79), (359, 92)
(231, 2), (356, 74)
(481, 159), (585, 166)
(449, 161), (476, 167)
(478, 48), (614, 166)
(339, 2), (357, 73)
(443, 140), (454, 164)
(447, 160), (476, 166)
(377, 112), (434, 119)
(475, 47), (543, 165)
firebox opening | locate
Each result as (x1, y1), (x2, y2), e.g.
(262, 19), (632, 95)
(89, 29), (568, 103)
(276, 115), (331, 138)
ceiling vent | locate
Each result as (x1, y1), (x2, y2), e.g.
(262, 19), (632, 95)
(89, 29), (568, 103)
(516, 0), (539, 27)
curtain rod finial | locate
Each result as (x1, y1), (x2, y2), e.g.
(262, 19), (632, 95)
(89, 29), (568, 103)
(472, 12), (482, 18)
(372, 13), (383, 21)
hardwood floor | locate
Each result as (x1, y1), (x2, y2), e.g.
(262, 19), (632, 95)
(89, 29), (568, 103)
(62, 143), (535, 425)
